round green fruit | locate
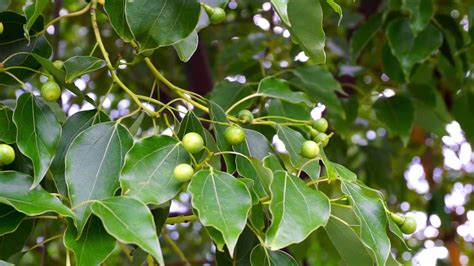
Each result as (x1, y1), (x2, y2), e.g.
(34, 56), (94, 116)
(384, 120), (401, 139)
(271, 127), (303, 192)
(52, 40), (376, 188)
(389, 212), (405, 226)
(53, 60), (64, 69)
(224, 125), (245, 145)
(173, 163), (194, 183)
(210, 7), (226, 24)
(0, 144), (15, 166)
(0, 22), (4, 34)
(314, 132), (329, 147)
(400, 217), (417, 234)
(40, 80), (61, 102)
(312, 118), (328, 132)
(238, 110), (254, 124)
(300, 140), (320, 159)
(309, 128), (319, 138)
(182, 132), (204, 154)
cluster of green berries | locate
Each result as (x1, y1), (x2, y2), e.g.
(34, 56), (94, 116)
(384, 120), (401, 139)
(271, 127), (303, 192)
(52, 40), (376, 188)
(173, 126), (246, 183)
(39, 61), (64, 102)
(0, 144), (15, 166)
(300, 118), (330, 159)
(390, 212), (417, 234)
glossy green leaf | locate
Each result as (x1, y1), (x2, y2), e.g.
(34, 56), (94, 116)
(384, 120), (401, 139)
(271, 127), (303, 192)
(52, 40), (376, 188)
(210, 81), (253, 113)
(326, 0), (343, 25)
(104, 0), (133, 41)
(90, 196), (164, 265)
(341, 181), (391, 266)
(125, 0), (201, 52)
(23, 0), (49, 41)
(333, 163), (357, 182)
(0, 219), (33, 261)
(13, 93), (61, 188)
(50, 110), (109, 195)
(350, 13), (383, 61)
(63, 56), (106, 83)
(0, 12), (51, 86)
(0, 205), (24, 236)
(0, 106), (16, 144)
(250, 244), (298, 266)
(291, 65), (344, 117)
(209, 102), (236, 172)
(373, 95), (414, 143)
(268, 100), (311, 122)
(66, 122), (133, 236)
(386, 18), (442, 76)
(64, 218), (116, 266)
(215, 227), (258, 266)
(188, 169), (252, 255)
(265, 171), (330, 250)
(0, 171), (73, 218)
(0, 260), (13, 266)
(402, 0), (433, 35)
(325, 215), (374, 266)
(174, 31), (199, 62)
(258, 77), (312, 105)
(0, 0), (11, 11)
(287, 0), (326, 63)
(120, 135), (189, 204)
(453, 90), (474, 141)
(271, 0), (290, 25)
(382, 43), (406, 83)
(319, 147), (337, 181)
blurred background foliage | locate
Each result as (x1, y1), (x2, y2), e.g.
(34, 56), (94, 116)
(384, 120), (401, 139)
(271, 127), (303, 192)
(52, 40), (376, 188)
(1, 0), (474, 265)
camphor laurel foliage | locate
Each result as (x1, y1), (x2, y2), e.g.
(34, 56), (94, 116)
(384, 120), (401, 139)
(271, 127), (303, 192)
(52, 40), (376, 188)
(8, 0), (473, 265)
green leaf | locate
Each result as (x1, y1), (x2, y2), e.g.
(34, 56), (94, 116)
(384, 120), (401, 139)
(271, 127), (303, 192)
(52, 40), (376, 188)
(326, 0), (343, 25)
(50, 110), (109, 196)
(209, 102), (236, 172)
(174, 31), (199, 62)
(125, 0), (201, 52)
(265, 171), (330, 250)
(63, 56), (106, 83)
(188, 169), (252, 255)
(325, 215), (374, 266)
(13, 93), (61, 188)
(291, 65), (345, 117)
(382, 43), (406, 84)
(402, 0), (433, 35)
(287, 0), (326, 63)
(104, 0), (134, 42)
(210, 81), (253, 113)
(250, 244), (298, 266)
(453, 90), (474, 141)
(373, 95), (414, 143)
(0, 205), (24, 236)
(64, 218), (116, 266)
(0, 0), (11, 11)
(268, 100), (311, 122)
(23, 0), (49, 41)
(66, 122), (133, 236)
(0, 260), (14, 266)
(271, 0), (290, 25)
(0, 106), (16, 144)
(120, 135), (189, 205)
(258, 77), (312, 105)
(341, 181), (391, 266)
(350, 13), (383, 61)
(386, 18), (442, 76)
(215, 227), (258, 266)
(90, 196), (164, 265)
(319, 147), (337, 181)
(0, 171), (73, 218)
(0, 12), (51, 86)
(0, 219), (33, 261)
(333, 163), (356, 182)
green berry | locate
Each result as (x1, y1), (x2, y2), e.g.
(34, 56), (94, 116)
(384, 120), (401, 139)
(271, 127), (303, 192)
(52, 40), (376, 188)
(314, 132), (329, 147)
(300, 140), (320, 159)
(53, 60), (64, 69)
(210, 7), (226, 24)
(400, 217), (417, 234)
(0, 144), (15, 166)
(224, 125), (245, 145)
(173, 163), (195, 183)
(309, 128), (319, 138)
(312, 118), (328, 132)
(182, 132), (204, 154)
(389, 212), (405, 226)
(0, 22), (4, 34)
(40, 80), (61, 102)
(238, 110), (254, 124)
